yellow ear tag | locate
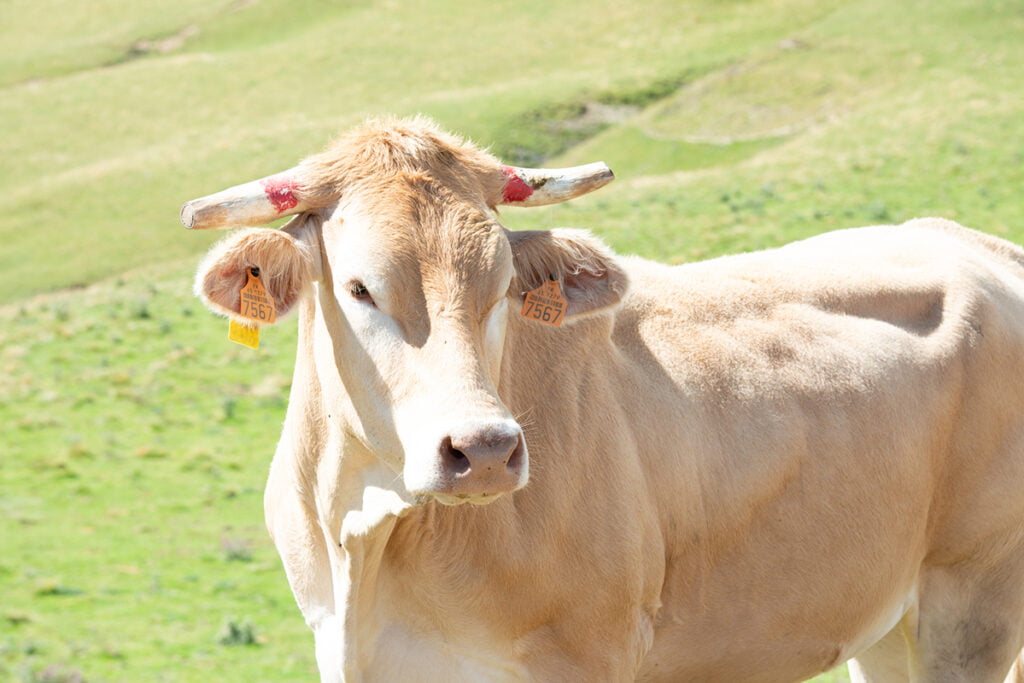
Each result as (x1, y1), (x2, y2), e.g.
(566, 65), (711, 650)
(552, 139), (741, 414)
(521, 278), (566, 327)
(228, 319), (259, 349)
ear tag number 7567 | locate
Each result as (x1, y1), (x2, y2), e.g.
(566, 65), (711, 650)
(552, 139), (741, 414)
(521, 279), (566, 327)
(239, 269), (276, 323)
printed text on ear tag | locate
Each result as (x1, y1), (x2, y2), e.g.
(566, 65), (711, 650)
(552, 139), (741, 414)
(229, 319), (259, 349)
(239, 268), (276, 323)
(521, 279), (566, 327)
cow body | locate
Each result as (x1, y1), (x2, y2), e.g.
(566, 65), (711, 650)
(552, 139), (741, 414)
(269, 219), (1024, 682)
(189, 119), (1024, 681)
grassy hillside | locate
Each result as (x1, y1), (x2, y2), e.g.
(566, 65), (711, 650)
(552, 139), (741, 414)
(2, 0), (1022, 305)
(3, 0), (1024, 679)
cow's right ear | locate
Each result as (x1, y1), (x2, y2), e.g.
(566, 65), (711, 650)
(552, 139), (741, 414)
(194, 216), (321, 323)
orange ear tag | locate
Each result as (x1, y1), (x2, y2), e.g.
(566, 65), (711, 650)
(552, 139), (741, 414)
(521, 278), (566, 327)
(238, 269), (276, 324)
(228, 268), (276, 349)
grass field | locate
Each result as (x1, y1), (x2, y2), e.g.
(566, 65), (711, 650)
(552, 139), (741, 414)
(2, 0), (1023, 679)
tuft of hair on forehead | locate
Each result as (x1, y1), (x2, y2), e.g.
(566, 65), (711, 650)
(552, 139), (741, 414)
(297, 115), (507, 208)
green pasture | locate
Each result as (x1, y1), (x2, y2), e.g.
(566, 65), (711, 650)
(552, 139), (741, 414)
(2, 0), (1023, 679)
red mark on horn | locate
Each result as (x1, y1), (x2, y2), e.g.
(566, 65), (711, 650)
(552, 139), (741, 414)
(501, 166), (534, 203)
(261, 175), (300, 213)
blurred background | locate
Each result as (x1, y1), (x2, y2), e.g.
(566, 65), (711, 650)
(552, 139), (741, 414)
(2, 0), (1021, 680)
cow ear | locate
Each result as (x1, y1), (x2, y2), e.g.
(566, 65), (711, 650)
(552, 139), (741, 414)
(194, 217), (320, 323)
(506, 228), (628, 321)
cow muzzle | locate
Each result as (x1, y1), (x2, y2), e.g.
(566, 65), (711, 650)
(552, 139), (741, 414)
(408, 421), (528, 505)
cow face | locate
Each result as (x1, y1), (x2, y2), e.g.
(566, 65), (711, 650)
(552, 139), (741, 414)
(188, 118), (625, 505)
(314, 177), (524, 505)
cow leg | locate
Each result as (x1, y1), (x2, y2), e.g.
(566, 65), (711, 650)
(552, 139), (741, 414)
(912, 552), (1024, 683)
(273, 503), (343, 682)
(265, 469), (342, 682)
(848, 625), (911, 682)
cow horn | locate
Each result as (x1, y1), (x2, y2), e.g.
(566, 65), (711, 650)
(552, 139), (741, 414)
(499, 162), (614, 207)
(180, 170), (311, 230)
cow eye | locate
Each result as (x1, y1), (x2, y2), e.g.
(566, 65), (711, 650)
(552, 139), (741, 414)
(348, 281), (374, 304)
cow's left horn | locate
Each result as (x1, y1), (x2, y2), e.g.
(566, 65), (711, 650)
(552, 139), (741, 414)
(180, 170), (311, 230)
(499, 162), (614, 207)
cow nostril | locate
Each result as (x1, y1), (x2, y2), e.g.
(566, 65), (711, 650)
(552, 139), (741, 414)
(506, 433), (525, 471)
(440, 436), (471, 475)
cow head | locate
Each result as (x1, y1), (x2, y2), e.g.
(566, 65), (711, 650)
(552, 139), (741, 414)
(186, 117), (625, 505)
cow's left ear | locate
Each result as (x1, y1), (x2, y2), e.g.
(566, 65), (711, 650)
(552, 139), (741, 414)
(195, 215), (321, 323)
(506, 228), (628, 321)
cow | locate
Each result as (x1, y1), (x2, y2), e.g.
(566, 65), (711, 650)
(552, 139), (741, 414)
(182, 116), (1024, 682)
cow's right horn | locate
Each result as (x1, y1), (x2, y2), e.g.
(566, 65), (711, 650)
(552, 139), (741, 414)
(180, 170), (312, 230)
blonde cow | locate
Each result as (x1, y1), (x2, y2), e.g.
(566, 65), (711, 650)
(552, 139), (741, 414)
(184, 117), (1024, 682)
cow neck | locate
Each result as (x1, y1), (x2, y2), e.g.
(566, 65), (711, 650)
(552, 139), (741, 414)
(300, 292), (422, 673)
